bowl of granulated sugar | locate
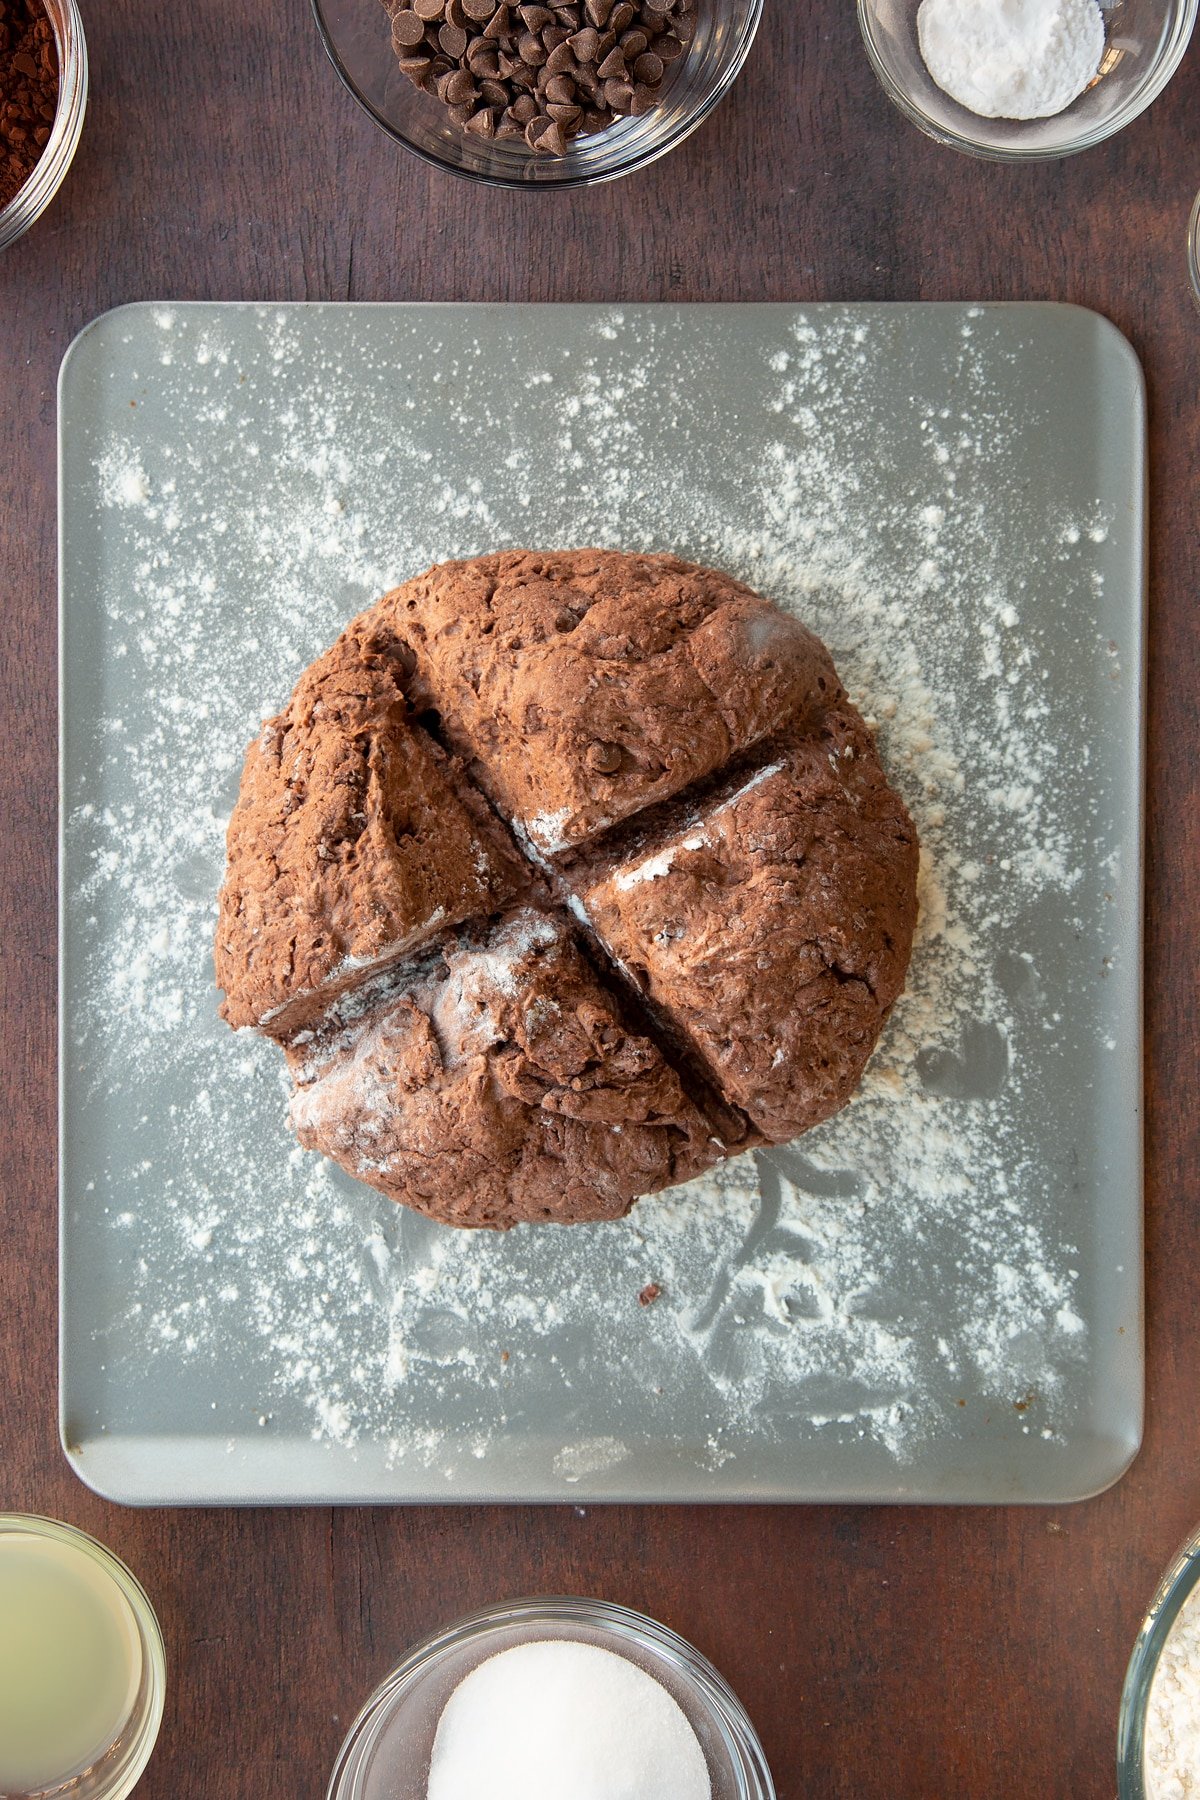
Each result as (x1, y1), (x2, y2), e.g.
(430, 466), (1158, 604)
(858, 0), (1196, 160)
(1119, 1520), (1200, 1799)
(326, 1597), (774, 1800)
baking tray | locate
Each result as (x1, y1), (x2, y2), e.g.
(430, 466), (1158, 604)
(59, 302), (1144, 1504)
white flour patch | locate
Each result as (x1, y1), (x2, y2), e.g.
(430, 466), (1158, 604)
(63, 305), (1126, 1481)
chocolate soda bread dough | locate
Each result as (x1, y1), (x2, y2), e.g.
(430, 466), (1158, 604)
(565, 706), (919, 1143)
(216, 549), (919, 1229)
(287, 909), (721, 1229)
(372, 549), (842, 853)
(215, 621), (528, 1040)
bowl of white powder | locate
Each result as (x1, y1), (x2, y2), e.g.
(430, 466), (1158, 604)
(858, 0), (1196, 159)
(1119, 1522), (1200, 1798)
(326, 1596), (774, 1800)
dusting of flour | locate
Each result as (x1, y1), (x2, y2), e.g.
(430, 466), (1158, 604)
(62, 304), (1126, 1489)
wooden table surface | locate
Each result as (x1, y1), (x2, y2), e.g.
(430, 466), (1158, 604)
(2, 3), (1198, 1794)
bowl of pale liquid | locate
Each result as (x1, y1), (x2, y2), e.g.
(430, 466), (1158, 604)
(0, 1515), (165, 1799)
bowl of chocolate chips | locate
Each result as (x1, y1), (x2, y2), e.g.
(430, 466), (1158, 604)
(311, 0), (762, 185)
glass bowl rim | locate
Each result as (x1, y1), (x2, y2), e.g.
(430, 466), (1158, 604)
(1188, 188), (1200, 314)
(856, 0), (1199, 163)
(1117, 1518), (1200, 1798)
(0, 1512), (167, 1800)
(308, 0), (765, 189)
(0, 0), (88, 252)
(325, 1594), (776, 1799)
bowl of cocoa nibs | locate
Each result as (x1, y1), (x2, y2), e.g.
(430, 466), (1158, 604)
(311, 0), (762, 185)
(0, 0), (86, 250)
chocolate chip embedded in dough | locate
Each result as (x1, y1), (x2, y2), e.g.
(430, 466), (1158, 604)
(586, 742), (624, 774)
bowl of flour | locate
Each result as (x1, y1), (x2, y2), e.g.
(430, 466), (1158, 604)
(1119, 1522), (1200, 1799)
(858, 0), (1196, 159)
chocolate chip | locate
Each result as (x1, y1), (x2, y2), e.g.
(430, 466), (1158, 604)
(609, 0), (636, 29)
(518, 2), (554, 26)
(567, 25), (600, 60)
(392, 10), (428, 45)
(518, 30), (548, 61)
(398, 52), (434, 81)
(461, 0), (495, 15)
(484, 3), (513, 33)
(465, 104), (497, 131)
(439, 21), (469, 56)
(584, 0), (614, 22)
(618, 27), (649, 55)
(596, 45), (626, 76)
(603, 76), (634, 109)
(543, 72), (577, 101)
(638, 1282), (662, 1306)
(586, 742), (623, 773)
(632, 49), (662, 82)
(544, 40), (576, 72)
(413, 0), (444, 16)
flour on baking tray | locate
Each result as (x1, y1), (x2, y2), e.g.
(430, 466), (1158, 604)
(67, 306), (1110, 1470)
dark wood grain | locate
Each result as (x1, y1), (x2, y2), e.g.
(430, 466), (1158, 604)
(1, 4), (1197, 1794)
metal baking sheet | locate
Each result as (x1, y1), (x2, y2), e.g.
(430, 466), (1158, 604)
(59, 302), (1144, 1504)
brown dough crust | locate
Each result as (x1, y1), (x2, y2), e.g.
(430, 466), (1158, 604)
(286, 910), (721, 1228)
(369, 549), (841, 853)
(215, 621), (527, 1039)
(216, 550), (919, 1229)
(567, 706), (919, 1143)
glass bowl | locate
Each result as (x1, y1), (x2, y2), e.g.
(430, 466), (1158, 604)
(1117, 1519), (1200, 1797)
(0, 1514), (166, 1800)
(0, 0), (88, 251)
(1188, 188), (1200, 313)
(857, 0), (1197, 161)
(327, 1596), (775, 1799)
(310, 0), (762, 187)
